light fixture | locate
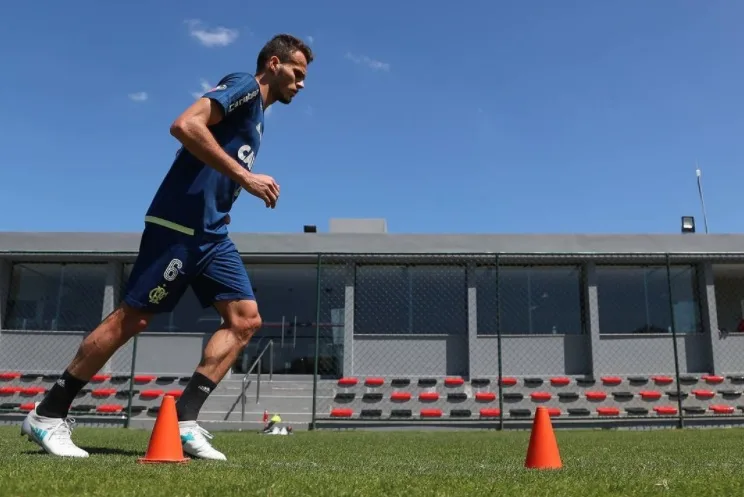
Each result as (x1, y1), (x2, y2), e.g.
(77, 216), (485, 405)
(303, 225), (317, 233)
(681, 216), (695, 234)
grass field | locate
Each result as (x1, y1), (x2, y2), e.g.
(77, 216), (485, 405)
(1, 424), (744, 496)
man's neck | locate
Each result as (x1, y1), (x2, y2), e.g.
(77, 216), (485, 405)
(255, 74), (274, 109)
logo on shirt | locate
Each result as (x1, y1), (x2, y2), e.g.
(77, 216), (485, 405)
(207, 84), (227, 92)
(148, 285), (168, 305)
(228, 89), (259, 112)
(238, 144), (255, 171)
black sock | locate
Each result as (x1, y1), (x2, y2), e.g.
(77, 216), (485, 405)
(176, 372), (217, 422)
(36, 370), (88, 418)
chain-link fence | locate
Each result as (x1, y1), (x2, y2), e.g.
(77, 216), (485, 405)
(311, 252), (744, 428)
(2, 253), (744, 429)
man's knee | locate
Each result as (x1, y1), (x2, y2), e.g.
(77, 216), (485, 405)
(104, 303), (151, 338)
(216, 300), (262, 345)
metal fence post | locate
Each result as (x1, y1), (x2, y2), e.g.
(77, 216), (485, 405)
(310, 253), (322, 431)
(495, 254), (505, 431)
(666, 253), (685, 429)
(124, 335), (138, 429)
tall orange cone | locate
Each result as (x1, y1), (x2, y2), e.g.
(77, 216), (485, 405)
(138, 395), (189, 464)
(524, 406), (562, 470)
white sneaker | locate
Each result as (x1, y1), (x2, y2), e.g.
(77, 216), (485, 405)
(179, 421), (226, 461)
(21, 405), (89, 458)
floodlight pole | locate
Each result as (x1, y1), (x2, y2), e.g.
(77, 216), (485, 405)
(696, 165), (709, 234)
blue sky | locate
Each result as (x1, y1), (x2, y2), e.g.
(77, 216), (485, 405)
(1, 0), (743, 235)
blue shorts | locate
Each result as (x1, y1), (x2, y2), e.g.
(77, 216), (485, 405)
(123, 223), (254, 314)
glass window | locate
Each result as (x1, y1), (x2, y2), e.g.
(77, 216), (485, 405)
(5, 262), (108, 332)
(476, 265), (585, 335)
(354, 265), (467, 334)
(596, 265), (702, 334)
(240, 263), (345, 375)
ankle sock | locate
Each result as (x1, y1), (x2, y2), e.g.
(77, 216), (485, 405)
(176, 372), (217, 422)
(36, 370), (88, 418)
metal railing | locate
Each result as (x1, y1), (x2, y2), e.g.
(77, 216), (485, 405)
(240, 339), (274, 422)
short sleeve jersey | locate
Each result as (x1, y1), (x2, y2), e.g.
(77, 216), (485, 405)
(144, 72), (264, 239)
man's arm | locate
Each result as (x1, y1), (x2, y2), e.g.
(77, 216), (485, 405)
(169, 85), (279, 207)
(169, 98), (249, 186)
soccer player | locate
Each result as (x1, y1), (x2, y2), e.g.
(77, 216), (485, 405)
(20, 34), (313, 460)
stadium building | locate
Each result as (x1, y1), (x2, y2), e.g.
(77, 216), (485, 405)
(2, 217), (744, 430)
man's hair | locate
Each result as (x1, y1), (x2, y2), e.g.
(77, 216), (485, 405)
(256, 34), (314, 74)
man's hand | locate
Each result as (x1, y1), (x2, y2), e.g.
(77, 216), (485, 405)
(243, 173), (280, 208)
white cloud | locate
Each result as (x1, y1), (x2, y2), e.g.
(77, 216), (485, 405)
(191, 79), (213, 99)
(345, 51), (390, 71)
(185, 19), (238, 47)
(307, 35), (314, 44)
(128, 92), (148, 102)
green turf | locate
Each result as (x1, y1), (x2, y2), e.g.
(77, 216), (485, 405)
(2, 425), (744, 496)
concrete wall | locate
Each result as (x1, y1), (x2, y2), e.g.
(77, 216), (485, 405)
(593, 333), (711, 375)
(471, 335), (591, 377)
(349, 335), (468, 376)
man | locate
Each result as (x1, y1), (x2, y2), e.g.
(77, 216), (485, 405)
(20, 33), (313, 460)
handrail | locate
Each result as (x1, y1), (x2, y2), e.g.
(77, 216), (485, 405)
(240, 339), (274, 422)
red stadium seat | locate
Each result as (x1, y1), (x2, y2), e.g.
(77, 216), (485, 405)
(585, 391), (607, 401)
(654, 406), (678, 415)
(419, 392), (439, 402)
(601, 376), (622, 386)
(691, 389), (715, 399)
(475, 392), (496, 402)
(165, 390), (183, 398)
(0, 372), (21, 381)
(337, 377), (358, 387)
(20, 403), (35, 411)
(134, 375), (157, 383)
(547, 408), (561, 417)
(420, 409), (442, 418)
(710, 405), (735, 414)
(639, 391), (662, 401)
(330, 408), (353, 418)
(391, 392), (411, 402)
(90, 375), (111, 382)
(702, 375), (725, 384)
(140, 390), (164, 399)
(550, 377), (571, 387)
(0, 386), (20, 395)
(364, 377), (384, 387)
(651, 375), (674, 385)
(500, 377), (518, 386)
(597, 407), (620, 416)
(20, 387), (45, 395)
(97, 404), (123, 413)
(444, 377), (464, 387)
(91, 388), (116, 397)
(479, 408), (501, 417)
(530, 392), (552, 402)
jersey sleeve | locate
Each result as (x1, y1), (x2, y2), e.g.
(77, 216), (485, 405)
(201, 72), (261, 118)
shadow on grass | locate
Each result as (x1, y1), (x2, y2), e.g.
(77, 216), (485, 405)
(23, 447), (142, 457)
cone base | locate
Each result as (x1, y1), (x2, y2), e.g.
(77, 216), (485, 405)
(137, 457), (190, 464)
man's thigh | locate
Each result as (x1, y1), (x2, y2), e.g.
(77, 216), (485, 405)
(191, 238), (255, 309)
(123, 225), (197, 314)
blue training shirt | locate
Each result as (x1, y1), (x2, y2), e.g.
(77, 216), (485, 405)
(144, 72), (265, 239)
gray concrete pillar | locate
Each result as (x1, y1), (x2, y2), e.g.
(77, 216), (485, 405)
(584, 262), (601, 376)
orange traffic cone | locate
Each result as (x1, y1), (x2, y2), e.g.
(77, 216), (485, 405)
(137, 395), (189, 464)
(524, 406), (562, 470)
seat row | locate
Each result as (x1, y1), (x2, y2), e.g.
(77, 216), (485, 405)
(328, 404), (742, 419)
(336, 374), (734, 388)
